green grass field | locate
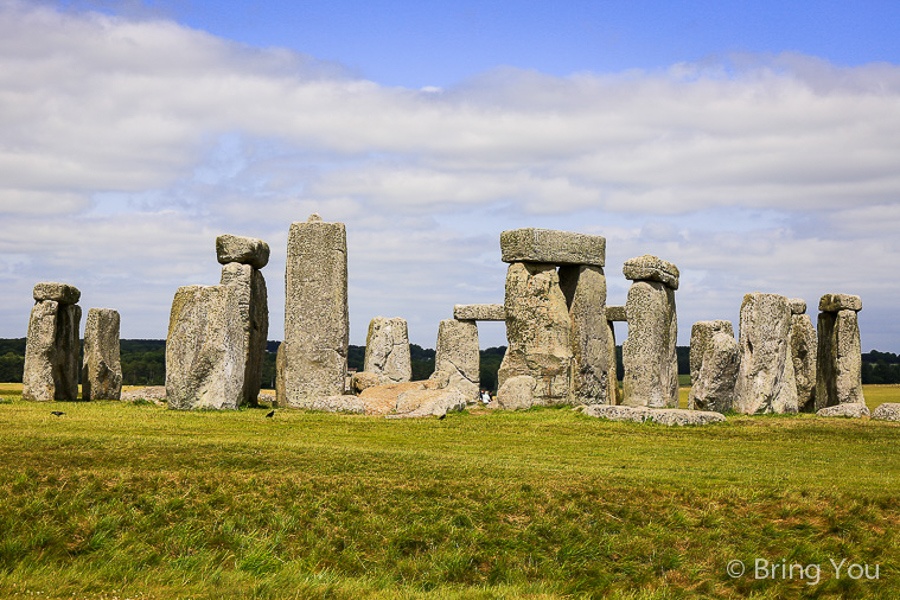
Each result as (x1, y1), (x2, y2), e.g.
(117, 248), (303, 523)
(0, 385), (898, 599)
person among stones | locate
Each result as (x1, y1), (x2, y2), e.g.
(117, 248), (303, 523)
(481, 389), (491, 405)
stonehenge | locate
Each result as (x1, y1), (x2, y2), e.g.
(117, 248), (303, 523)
(622, 256), (679, 408)
(364, 317), (412, 384)
(788, 299), (817, 412)
(23, 282), (82, 402)
(82, 308), (123, 401)
(166, 234), (269, 410)
(815, 294), (864, 409)
(688, 320), (738, 413)
(435, 318), (480, 403)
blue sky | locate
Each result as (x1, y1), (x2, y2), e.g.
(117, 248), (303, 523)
(2, 0), (900, 352)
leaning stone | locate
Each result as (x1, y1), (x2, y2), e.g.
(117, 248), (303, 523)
(500, 228), (605, 267)
(453, 304), (506, 321)
(32, 282), (81, 305)
(578, 405), (726, 426)
(82, 308), (123, 401)
(215, 234), (270, 269)
(622, 255), (680, 290)
(434, 319), (480, 403)
(498, 262), (573, 404)
(622, 280), (678, 408)
(559, 264), (610, 405)
(872, 403), (900, 421)
(819, 294), (862, 313)
(790, 312), (817, 412)
(394, 388), (467, 417)
(364, 317), (412, 384)
(497, 375), (536, 410)
(788, 298), (807, 315)
(689, 331), (739, 413)
(733, 293), (798, 414)
(816, 308), (864, 409)
(277, 216), (349, 407)
(220, 262), (269, 406)
(606, 305), (626, 322)
(350, 371), (381, 394)
(816, 403), (870, 418)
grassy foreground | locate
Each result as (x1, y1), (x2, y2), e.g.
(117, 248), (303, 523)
(0, 386), (898, 599)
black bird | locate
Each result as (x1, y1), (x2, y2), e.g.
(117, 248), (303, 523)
(265, 410), (275, 418)
(50, 411), (65, 417)
(438, 414), (446, 420)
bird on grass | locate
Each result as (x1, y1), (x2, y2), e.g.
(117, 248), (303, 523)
(50, 411), (65, 417)
(438, 414), (446, 420)
(265, 410), (275, 418)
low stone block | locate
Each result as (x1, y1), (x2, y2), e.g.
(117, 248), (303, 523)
(872, 403), (900, 421)
(606, 305), (626, 322)
(789, 298), (807, 315)
(33, 282), (81, 305)
(453, 304), (505, 321)
(216, 234), (270, 269)
(622, 255), (680, 289)
(816, 403), (870, 418)
(350, 371), (381, 394)
(497, 375), (536, 411)
(819, 294), (862, 313)
(500, 228), (605, 267)
(578, 405), (726, 426)
(394, 388), (467, 417)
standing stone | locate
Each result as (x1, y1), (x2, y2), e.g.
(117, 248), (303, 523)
(82, 308), (122, 401)
(23, 282), (82, 402)
(498, 262), (573, 405)
(606, 318), (621, 405)
(622, 257), (679, 408)
(220, 262), (269, 405)
(434, 319), (480, 403)
(364, 317), (412, 384)
(559, 265), (610, 405)
(277, 215), (349, 407)
(788, 300), (817, 412)
(688, 320), (736, 412)
(733, 293), (798, 414)
(816, 294), (864, 409)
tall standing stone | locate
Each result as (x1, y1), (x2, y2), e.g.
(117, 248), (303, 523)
(622, 256), (679, 408)
(559, 264), (610, 405)
(364, 316), (412, 384)
(688, 320), (738, 413)
(788, 299), (817, 412)
(220, 261), (268, 405)
(277, 215), (349, 407)
(82, 308), (122, 401)
(23, 283), (82, 402)
(733, 293), (798, 414)
(435, 318), (480, 403)
(816, 294), (864, 409)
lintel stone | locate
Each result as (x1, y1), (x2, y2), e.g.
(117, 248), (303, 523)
(453, 304), (505, 321)
(606, 305), (626, 322)
(216, 234), (270, 269)
(33, 282), (81, 305)
(789, 298), (807, 315)
(500, 228), (605, 267)
(818, 294), (862, 313)
(622, 255), (680, 289)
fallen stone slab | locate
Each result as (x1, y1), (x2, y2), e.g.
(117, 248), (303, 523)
(500, 228), (606, 267)
(818, 294), (862, 313)
(816, 403), (870, 418)
(305, 395), (368, 414)
(391, 388), (467, 418)
(216, 234), (270, 269)
(622, 255), (680, 290)
(358, 381), (429, 415)
(872, 403), (900, 422)
(453, 304), (505, 321)
(120, 386), (167, 405)
(577, 404), (726, 426)
(33, 282), (81, 305)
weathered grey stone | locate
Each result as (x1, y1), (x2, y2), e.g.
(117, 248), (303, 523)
(816, 308), (864, 409)
(688, 330), (739, 413)
(818, 294), (862, 313)
(689, 320), (734, 386)
(364, 317), (412, 384)
(578, 404), (726, 426)
(500, 228), (605, 267)
(733, 293), (798, 414)
(606, 319), (622, 405)
(120, 386), (167, 405)
(277, 217), (349, 407)
(453, 304), (505, 321)
(166, 284), (248, 410)
(350, 371), (381, 394)
(497, 375), (536, 410)
(816, 402), (870, 418)
(33, 282), (81, 305)
(305, 395), (368, 414)
(82, 308), (122, 401)
(606, 305), (627, 322)
(215, 234), (270, 269)
(425, 370), (451, 390)
(872, 403), (900, 421)
(22, 300), (81, 402)
(622, 280), (678, 408)
(790, 313), (817, 412)
(622, 255), (680, 290)
(559, 264), (610, 405)
(434, 318), (480, 403)
(789, 298), (807, 315)
(393, 388), (467, 418)
(498, 262), (573, 404)
(220, 262), (269, 406)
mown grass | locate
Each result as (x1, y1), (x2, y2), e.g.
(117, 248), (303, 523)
(0, 390), (899, 599)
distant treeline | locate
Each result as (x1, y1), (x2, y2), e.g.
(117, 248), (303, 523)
(1, 339), (899, 387)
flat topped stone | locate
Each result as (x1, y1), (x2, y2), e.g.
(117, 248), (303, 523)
(816, 403), (870, 418)
(577, 405), (726, 426)
(872, 403), (900, 421)
(819, 294), (862, 313)
(788, 298), (807, 314)
(622, 255), (680, 289)
(453, 304), (505, 321)
(606, 305), (626, 322)
(500, 228), (605, 267)
(216, 234), (270, 269)
(33, 282), (81, 304)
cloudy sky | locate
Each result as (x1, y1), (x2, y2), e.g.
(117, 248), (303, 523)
(2, 0), (899, 352)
